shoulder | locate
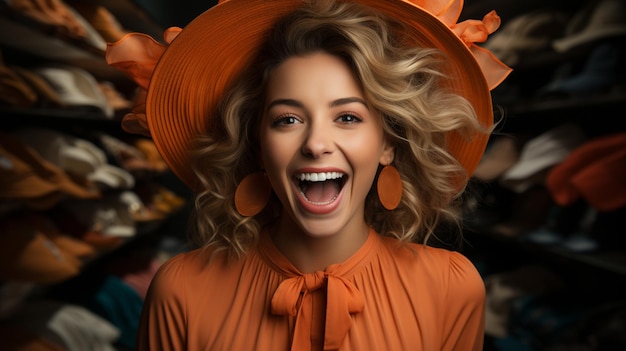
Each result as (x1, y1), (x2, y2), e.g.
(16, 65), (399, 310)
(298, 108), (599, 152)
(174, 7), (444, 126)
(157, 247), (212, 276)
(149, 247), (226, 296)
(379, 236), (470, 266)
(416, 244), (486, 304)
(414, 243), (479, 276)
(379, 237), (485, 296)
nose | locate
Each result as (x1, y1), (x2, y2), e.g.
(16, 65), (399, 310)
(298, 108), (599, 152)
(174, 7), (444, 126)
(301, 119), (333, 158)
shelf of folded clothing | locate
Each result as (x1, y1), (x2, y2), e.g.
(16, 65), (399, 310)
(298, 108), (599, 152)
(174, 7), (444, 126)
(542, 246), (626, 276)
(0, 106), (127, 132)
(0, 15), (126, 81)
(464, 226), (626, 278)
(494, 92), (626, 135)
(504, 92), (626, 117)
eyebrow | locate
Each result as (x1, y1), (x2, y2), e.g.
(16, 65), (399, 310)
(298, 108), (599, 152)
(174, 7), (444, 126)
(266, 97), (368, 111)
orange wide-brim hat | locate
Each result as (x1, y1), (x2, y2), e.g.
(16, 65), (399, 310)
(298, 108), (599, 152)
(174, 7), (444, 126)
(107, 0), (511, 190)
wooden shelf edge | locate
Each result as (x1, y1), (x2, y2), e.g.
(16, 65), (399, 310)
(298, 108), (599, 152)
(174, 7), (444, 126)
(465, 227), (626, 277)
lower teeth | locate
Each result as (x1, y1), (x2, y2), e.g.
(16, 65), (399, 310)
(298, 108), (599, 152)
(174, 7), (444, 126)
(301, 192), (338, 205)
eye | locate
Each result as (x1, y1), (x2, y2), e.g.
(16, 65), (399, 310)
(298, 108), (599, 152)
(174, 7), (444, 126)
(336, 112), (362, 124)
(272, 114), (302, 127)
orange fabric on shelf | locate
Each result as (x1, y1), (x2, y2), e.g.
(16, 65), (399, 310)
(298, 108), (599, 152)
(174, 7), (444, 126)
(547, 131), (626, 211)
(138, 228), (485, 351)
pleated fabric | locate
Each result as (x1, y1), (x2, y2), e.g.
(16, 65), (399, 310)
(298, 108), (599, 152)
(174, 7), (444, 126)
(137, 228), (485, 351)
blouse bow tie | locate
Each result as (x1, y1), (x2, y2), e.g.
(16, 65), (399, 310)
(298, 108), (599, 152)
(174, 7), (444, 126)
(271, 270), (365, 351)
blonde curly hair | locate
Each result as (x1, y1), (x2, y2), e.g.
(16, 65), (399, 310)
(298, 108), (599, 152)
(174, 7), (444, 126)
(189, 0), (490, 257)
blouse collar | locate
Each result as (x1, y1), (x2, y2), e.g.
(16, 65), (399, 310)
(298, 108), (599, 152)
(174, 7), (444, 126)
(258, 227), (379, 350)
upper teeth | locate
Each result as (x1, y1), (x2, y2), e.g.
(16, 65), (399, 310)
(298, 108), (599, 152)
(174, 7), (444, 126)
(297, 172), (344, 182)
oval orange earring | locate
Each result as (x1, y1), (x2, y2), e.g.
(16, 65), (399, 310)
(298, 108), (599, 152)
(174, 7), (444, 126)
(377, 165), (402, 210)
(234, 173), (272, 216)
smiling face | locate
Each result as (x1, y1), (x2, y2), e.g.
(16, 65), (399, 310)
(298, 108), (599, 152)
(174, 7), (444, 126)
(260, 52), (394, 240)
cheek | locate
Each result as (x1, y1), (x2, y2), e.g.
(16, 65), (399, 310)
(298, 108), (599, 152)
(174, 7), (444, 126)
(343, 131), (386, 184)
(260, 134), (293, 183)
(345, 131), (386, 163)
(260, 140), (296, 206)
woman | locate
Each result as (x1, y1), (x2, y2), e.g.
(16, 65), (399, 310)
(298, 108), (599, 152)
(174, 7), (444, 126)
(106, 0), (511, 349)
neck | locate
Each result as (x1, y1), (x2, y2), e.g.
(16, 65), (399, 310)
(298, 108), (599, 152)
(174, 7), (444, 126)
(270, 215), (370, 274)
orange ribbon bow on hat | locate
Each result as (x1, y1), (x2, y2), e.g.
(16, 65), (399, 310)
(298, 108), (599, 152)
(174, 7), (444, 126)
(105, 27), (181, 137)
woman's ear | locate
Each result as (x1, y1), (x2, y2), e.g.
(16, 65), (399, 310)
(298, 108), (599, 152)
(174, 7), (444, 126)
(380, 140), (395, 166)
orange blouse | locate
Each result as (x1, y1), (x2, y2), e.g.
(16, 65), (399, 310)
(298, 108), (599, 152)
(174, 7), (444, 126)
(137, 228), (485, 350)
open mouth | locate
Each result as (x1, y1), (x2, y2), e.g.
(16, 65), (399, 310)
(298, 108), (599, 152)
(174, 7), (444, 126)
(295, 172), (346, 205)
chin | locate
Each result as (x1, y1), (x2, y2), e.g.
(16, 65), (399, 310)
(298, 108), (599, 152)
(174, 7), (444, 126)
(288, 208), (355, 240)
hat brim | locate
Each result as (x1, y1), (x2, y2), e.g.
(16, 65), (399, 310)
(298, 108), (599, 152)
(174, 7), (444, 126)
(146, 0), (493, 190)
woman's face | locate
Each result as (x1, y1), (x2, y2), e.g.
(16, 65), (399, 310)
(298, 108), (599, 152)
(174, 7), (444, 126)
(260, 52), (394, 238)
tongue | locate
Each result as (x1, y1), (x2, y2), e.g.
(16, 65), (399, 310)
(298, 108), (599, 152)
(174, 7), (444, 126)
(304, 181), (340, 203)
